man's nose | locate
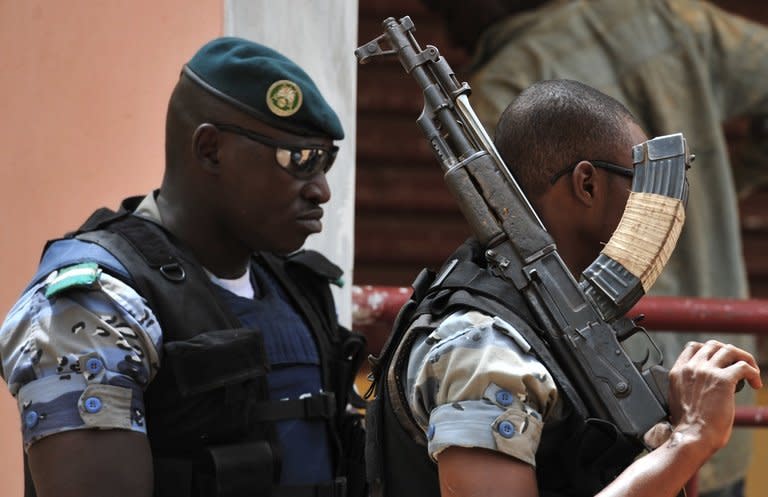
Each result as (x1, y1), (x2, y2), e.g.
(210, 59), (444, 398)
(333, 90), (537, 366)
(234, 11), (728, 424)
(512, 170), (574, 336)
(302, 172), (331, 204)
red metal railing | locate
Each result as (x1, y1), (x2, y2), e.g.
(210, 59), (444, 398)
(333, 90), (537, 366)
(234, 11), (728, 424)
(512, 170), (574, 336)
(351, 286), (768, 497)
(352, 286), (768, 343)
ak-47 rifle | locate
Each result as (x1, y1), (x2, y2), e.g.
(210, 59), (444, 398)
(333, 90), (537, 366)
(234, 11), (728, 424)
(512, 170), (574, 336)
(356, 16), (692, 441)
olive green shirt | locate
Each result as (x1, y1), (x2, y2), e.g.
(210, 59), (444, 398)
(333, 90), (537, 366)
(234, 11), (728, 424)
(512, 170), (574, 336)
(469, 0), (768, 491)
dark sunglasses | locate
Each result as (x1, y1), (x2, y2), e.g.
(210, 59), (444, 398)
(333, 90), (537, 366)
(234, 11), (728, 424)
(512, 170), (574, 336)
(549, 160), (634, 185)
(213, 123), (338, 179)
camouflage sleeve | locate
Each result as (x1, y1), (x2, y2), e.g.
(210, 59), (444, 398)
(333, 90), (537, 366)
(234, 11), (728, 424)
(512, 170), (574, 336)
(0, 265), (162, 450)
(404, 310), (559, 466)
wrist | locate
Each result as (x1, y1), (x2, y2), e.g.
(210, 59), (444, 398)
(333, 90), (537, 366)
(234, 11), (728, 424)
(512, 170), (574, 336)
(662, 423), (717, 466)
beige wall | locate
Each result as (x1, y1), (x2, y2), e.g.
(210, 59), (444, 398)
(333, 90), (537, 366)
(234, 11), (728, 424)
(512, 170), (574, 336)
(0, 1), (221, 495)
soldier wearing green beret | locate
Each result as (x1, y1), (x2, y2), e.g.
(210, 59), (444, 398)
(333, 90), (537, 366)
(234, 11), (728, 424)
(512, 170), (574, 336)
(0, 37), (366, 497)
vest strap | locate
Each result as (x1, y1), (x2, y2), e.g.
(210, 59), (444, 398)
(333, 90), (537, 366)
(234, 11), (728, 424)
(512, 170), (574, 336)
(417, 260), (536, 325)
(207, 441), (274, 497)
(250, 392), (337, 422)
(154, 447), (347, 497)
(106, 215), (186, 275)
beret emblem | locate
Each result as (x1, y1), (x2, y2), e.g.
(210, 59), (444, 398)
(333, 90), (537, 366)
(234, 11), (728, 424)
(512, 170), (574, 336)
(267, 80), (303, 117)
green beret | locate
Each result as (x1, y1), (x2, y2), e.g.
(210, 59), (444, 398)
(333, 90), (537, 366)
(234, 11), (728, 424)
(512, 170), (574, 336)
(184, 37), (344, 140)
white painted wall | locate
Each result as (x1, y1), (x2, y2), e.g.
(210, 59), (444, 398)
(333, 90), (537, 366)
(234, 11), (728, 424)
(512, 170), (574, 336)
(224, 1), (358, 327)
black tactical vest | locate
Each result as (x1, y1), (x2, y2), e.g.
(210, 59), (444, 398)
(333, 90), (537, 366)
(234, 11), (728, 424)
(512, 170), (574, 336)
(25, 196), (367, 497)
(366, 239), (643, 497)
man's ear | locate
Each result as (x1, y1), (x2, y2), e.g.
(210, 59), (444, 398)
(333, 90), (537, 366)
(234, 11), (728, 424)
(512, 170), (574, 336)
(570, 160), (597, 207)
(192, 123), (221, 173)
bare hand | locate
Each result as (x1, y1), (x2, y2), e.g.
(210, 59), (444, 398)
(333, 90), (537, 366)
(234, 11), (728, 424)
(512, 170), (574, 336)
(667, 340), (762, 453)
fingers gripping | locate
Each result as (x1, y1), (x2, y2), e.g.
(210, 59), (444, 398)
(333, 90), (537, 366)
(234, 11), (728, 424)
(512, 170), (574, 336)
(674, 340), (760, 391)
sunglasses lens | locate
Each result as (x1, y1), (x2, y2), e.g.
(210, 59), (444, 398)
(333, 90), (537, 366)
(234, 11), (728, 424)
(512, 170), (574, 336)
(215, 124), (339, 178)
(275, 148), (292, 168)
(275, 147), (335, 178)
(293, 149), (320, 176)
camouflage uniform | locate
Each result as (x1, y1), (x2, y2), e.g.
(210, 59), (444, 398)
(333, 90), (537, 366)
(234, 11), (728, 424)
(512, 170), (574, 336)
(403, 309), (560, 465)
(0, 196), (164, 448)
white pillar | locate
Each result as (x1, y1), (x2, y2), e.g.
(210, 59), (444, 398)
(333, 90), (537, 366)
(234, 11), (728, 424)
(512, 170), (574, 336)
(224, 1), (358, 327)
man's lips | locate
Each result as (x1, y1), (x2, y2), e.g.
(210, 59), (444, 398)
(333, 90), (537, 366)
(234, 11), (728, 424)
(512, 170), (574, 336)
(296, 208), (324, 221)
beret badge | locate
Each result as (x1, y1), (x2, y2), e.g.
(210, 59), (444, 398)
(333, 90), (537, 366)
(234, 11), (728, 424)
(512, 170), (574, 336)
(267, 80), (303, 117)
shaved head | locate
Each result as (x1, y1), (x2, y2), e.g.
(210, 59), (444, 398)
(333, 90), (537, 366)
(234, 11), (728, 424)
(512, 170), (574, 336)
(494, 79), (640, 198)
(164, 73), (240, 173)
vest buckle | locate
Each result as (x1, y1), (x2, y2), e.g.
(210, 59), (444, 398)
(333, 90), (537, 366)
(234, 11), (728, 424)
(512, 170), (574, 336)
(160, 261), (186, 282)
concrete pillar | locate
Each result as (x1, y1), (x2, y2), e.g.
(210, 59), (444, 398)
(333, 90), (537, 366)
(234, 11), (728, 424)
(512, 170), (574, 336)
(224, 1), (358, 327)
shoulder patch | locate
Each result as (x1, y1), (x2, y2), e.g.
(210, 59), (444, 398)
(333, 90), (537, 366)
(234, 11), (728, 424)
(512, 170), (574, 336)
(44, 262), (102, 298)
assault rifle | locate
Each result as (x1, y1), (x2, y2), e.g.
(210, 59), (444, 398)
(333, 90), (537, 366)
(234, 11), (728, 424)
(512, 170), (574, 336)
(356, 16), (692, 441)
